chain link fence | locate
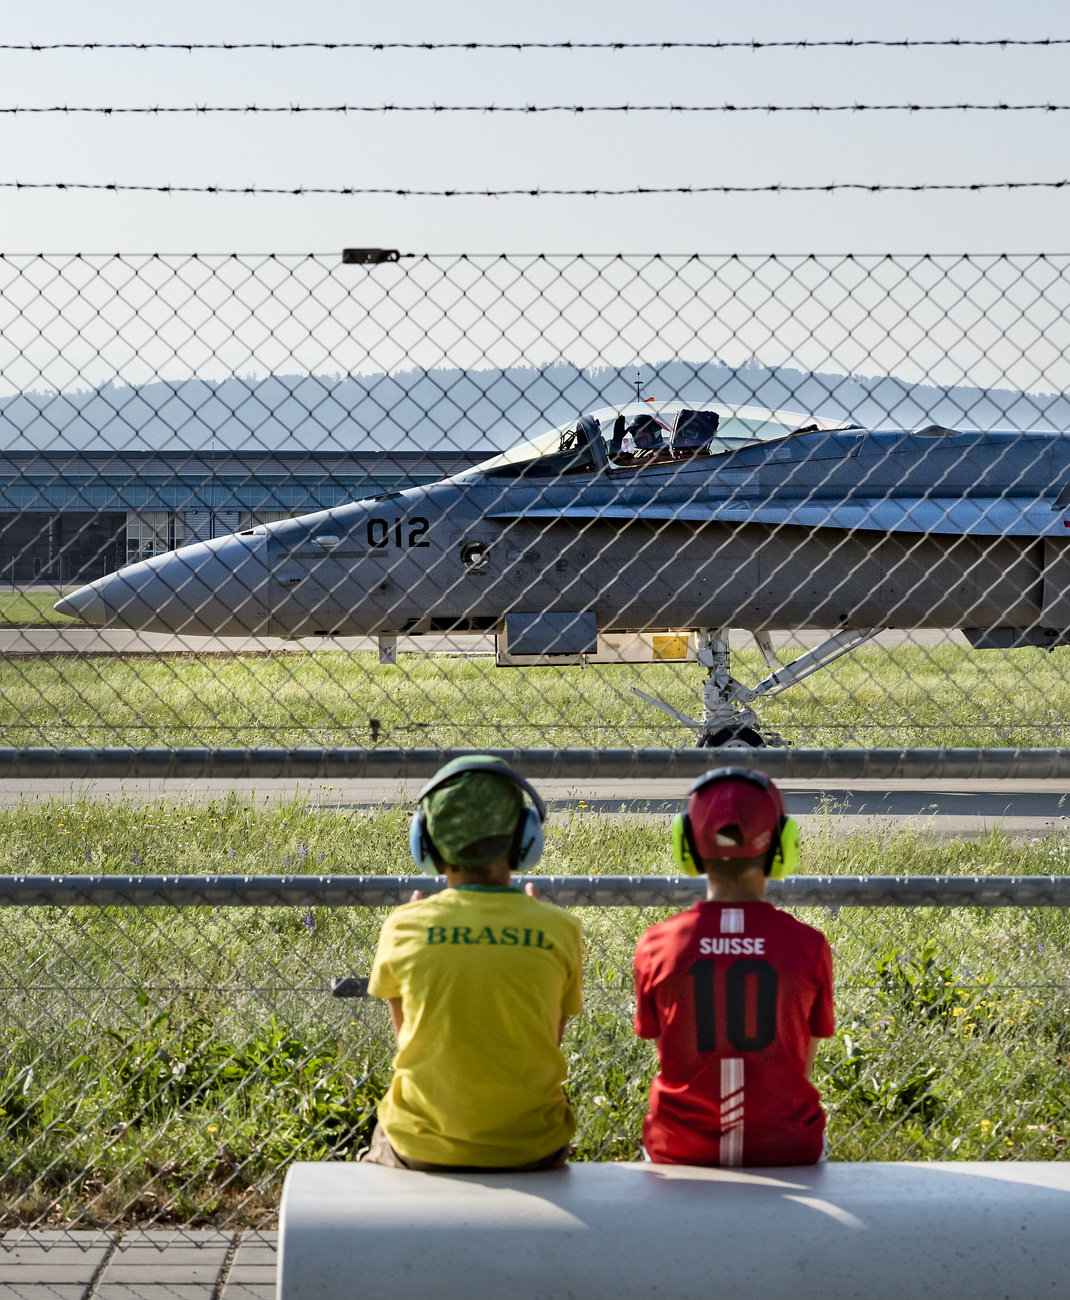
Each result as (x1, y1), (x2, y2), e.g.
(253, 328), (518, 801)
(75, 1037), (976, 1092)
(0, 874), (1065, 1232)
(1, 255), (1067, 1229)
(2, 252), (1070, 751)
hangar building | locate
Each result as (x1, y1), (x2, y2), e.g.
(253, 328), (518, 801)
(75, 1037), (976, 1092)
(0, 448), (485, 584)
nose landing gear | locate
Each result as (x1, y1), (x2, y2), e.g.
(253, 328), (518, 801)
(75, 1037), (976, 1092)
(631, 626), (882, 748)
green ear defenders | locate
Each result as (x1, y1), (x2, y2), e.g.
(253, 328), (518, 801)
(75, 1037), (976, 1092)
(409, 756), (547, 875)
(671, 767), (800, 880)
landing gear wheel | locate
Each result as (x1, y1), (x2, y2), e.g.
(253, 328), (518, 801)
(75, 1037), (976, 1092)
(699, 726), (766, 749)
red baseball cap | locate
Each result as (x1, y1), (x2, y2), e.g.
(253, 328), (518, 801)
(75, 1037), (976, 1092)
(688, 769), (785, 860)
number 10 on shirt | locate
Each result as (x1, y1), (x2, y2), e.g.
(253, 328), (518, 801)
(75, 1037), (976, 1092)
(687, 959), (779, 1054)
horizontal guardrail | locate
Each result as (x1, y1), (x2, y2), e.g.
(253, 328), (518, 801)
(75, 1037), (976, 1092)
(6, 746), (1070, 781)
(0, 874), (1067, 908)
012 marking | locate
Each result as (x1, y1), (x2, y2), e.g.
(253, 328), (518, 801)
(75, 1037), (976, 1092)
(367, 517), (430, 549)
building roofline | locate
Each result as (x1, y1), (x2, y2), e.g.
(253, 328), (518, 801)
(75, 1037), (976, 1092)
(0, 447), (490, 461)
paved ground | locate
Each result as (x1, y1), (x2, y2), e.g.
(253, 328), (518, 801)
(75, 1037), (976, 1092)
(0, 627), (966, 655)
(0, 1230), (275, 1300)
(0, 629), (494, 656)
(2, 776), (1069, 837)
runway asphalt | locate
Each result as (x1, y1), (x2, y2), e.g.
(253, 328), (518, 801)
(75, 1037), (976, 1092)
(0, 627), (969, 655)
(1, 776), (1067, 837)
(0, 628), (495, 655)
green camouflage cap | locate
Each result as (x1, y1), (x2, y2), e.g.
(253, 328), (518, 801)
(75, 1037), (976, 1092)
(424, 758), (524, 868)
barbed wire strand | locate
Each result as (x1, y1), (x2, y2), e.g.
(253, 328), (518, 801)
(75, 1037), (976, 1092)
(6, 102), (1070, 114)
(0, 39), (1068, 51)
(3, 179), (1069, 195)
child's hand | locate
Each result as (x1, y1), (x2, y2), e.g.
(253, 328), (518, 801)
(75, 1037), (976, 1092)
(524, 882), (539, 899)
(409, 889), (423, 902)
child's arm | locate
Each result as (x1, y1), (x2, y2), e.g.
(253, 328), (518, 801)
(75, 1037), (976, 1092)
(807, 938), (836, 1077)
(387, 997), (404, 1040)
(632, 938), (660, 1040)
(558, 916), (583, 1048)
(806, 1037), (820, 1077)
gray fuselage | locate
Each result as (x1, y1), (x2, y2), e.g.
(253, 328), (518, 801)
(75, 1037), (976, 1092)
(55, 427), (1070, 638)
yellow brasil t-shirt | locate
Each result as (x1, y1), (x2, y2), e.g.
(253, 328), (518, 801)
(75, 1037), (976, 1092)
(368, 884), (583, 1167)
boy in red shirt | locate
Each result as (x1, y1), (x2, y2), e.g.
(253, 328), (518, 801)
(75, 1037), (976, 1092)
(634, 767), (834, 1166)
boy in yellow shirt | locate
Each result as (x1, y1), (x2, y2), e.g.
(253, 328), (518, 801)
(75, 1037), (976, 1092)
(366, 756), (583, 1171)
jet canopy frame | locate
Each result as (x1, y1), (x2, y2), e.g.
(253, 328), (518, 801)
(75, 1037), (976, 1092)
(476, 402), (856, 479)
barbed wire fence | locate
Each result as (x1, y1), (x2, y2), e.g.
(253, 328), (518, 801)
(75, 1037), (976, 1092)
(6, 102), (1070, 114)
(4, 38), (1070, 50)
(8, 39), (1067, 197)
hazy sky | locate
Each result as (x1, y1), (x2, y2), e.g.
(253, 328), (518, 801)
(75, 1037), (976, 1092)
(0, 0), (1068, 254)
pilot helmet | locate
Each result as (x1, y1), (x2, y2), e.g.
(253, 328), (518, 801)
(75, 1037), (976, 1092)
(627, 415), (663, 449)
(671, 409), (720, 449)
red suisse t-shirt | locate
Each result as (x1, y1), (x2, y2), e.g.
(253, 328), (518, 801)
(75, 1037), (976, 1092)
(634, 900), (834, 1166)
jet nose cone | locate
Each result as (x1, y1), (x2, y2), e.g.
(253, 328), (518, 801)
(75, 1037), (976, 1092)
(62, 535), (274, 635)
(54, 583), (107, 625)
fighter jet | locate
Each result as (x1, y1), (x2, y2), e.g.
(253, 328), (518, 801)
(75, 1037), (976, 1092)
(55, 400), (1070, 747)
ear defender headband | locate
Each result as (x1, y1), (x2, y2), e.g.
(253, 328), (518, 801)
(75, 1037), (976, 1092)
(408, 757), (547, 875)
(671, 767), (800, 881)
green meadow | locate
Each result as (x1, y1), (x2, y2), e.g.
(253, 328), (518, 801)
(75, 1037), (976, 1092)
(0, 797), (1064, 1227)
(0, 642), (1069, 747)
(0, 593), (76, 627)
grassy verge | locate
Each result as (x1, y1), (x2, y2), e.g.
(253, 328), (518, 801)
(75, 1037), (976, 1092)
(2, 643), (1070, 747)
(0, 798), (1065, 1226)
(0, 592), (75, 627)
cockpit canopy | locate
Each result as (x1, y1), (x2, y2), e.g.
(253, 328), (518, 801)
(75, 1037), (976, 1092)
(477, 402), (857, 479)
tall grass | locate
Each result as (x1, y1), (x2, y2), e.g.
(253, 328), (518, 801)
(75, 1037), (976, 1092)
(0, 798), (1064, 1226)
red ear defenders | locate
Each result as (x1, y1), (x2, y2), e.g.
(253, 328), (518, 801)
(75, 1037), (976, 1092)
(671, 767), (800, 880)
(409, 756), (546, 874)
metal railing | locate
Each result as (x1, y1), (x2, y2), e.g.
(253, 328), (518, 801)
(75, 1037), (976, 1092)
(0, 873), (1067, 907)
(4, 745), (1070, 780)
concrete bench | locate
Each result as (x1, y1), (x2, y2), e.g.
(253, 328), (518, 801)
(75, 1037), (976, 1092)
(278, 1160), (1070, 1300)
